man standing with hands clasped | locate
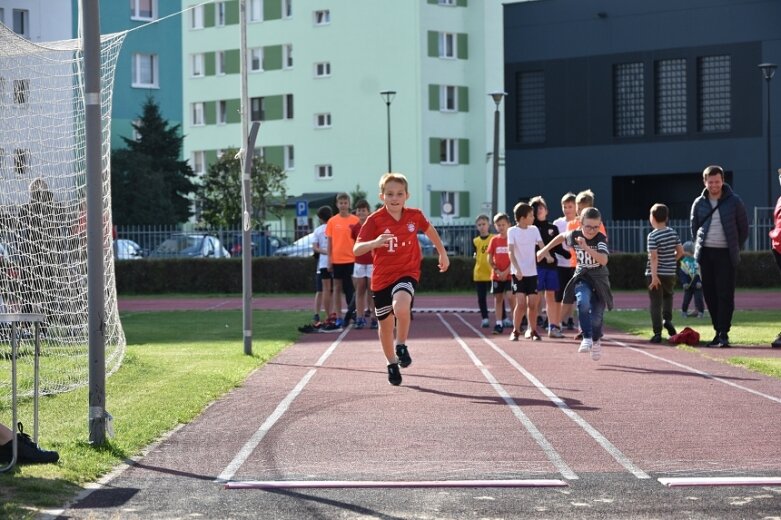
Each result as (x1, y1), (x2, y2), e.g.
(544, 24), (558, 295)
(690, 165), (748, 348)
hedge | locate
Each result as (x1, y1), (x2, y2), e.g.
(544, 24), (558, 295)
(115, 251), (781, 295)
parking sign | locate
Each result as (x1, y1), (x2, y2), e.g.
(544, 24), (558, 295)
(296, 200), (307, 217)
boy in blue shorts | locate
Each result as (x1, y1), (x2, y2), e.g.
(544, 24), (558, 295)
(531, 196), (570, 338)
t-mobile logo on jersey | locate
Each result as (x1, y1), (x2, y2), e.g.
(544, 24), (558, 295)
(383, 229), (399, 252)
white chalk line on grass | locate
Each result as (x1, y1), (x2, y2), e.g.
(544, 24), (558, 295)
(453, 314), (651, 480)
(437, 314), (579, 480)
(608, 338), (781, 405)
(215, 326), (351, 483)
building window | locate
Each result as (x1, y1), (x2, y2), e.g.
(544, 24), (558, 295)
(215, 1), (226, 26)
(284, 145), (295, 170)
(440, 85), (457, 112)
(284, 94), (294, 119)
(315, 113), (332, 128)
(216, 51), (226, 75)
(284, 0), (292, 18)
(191, 151), (206, 174)
(191, 102), (204, 126)
(249, 0), (263, 21)
(12, 9), (29, 39)
(0, 9), (4, 25)
(217, 100), (227, 125)
(439, 32), (455, 58)
(284, 44), (293, 69)
(440, 191), (459, 218)
(190, 4), (204, 29)
(440, 139), (457, 164)
(250, 96), (265, 121)
(191, 53), (204, 77)
(613, 62), (645, 138)
(132, 119), (142, 141)
(698, 55), (731, 133)
(315, 62), (331, 77)
(130, 0), (156, 20)
(655, 59), (687, 135)
(13, 79), (29, 105)
(250, 47), (263, 71)
(316, 164), (333, 179)
(517, 71), (545, 144)
(439, 0), (456, 5)
(132, 53), (158, 88)
(314, 10), (330, 25)
(14, 148), (30, 176)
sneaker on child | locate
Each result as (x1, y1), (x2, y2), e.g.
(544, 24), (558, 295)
(493, 324), (503, 335)
(481, 318), (490, 328)
(591, 339), (602, 361)
(548, 326), (564, 339)
(387, 363), (402, 386)
(578, 337), (593, 353)
(395, 344), (412, 368)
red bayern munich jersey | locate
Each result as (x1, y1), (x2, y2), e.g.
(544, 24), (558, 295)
(356, 206), (430, 291)
(487, 234), (511, 281)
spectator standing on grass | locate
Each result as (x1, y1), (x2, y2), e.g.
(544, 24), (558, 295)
(472, 214), (494, 329)
(645, 203), (684, 344)
(690, 165), (748, 348)
(770, 169), (781, 349)
(327, 193), (359, 327)
(354, 173), (449, 386)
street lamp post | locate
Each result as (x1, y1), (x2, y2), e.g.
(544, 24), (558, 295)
(759, 63), (777, 208)
(380, 90), (396, 173)
(489, 92), (506, 217)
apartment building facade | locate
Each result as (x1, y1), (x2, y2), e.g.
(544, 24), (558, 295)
(182, 0), (506, 226)
(0, 0), (72, 42)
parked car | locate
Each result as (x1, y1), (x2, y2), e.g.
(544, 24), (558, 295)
(115, 239), (146, 260)
(150, 233), (230, 258)
(273, 232), (316, 257)
(227, 232), (288, 257)
(418, 232), (455, 256)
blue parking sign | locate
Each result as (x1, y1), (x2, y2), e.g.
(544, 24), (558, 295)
(296, 200), (307, 217)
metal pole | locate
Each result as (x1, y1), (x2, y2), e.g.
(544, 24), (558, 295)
(491, 104), (500, 217)
(386, 102), (392, 172)
(766, 76), (773, 209)
(82, 0), (106, 445)
(239, 0), (253, 355)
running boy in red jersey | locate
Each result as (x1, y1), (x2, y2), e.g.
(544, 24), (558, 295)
(354, 173), (450, 386)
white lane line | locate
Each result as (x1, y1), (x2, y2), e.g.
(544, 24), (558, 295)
(216, 326), (351, 483)
(454, 314), (651, 480)
(437, 314), (578, 480)
(226, 478), (568, 489)
(609, 339), (781, 405)
(659, 476), (781, 487)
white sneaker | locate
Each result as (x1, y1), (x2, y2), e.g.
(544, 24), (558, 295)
(578, 337), (593, 353)
(591, 339), (602, 361)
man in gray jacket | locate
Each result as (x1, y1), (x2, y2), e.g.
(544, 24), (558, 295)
(690, 165), (748, 348)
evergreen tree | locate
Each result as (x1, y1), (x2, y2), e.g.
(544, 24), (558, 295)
(197, 147), (287, 229)
(111, 96), (195, 225)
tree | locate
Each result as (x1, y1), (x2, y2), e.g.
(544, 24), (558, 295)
(111, 96), (195, 225)
(197, 147), (287, 229)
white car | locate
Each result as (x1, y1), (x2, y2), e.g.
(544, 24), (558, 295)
(272, 232), (316, 257)
(150, 233), (231, 258)
(115, 239), (145, 260)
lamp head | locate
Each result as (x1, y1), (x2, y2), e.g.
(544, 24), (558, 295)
(758, 63), (777, 80)
(380, 90), (397, 104)
(488, 91), (507, 106)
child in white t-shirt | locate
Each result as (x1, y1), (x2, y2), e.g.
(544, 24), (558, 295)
(507, 202), (547, 341)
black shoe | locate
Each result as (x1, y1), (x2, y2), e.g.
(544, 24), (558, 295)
(649, 333), (662, 344)
(387, 363), (402, 386)
(720, 332), (730, 348)
(566, 317), (575, 331)
(492, 324), (503, 335)
(772, 332), (781, 349)
(395, 344), (412, 368)
(0, 423), (59, 464)
(663, 321), (677, 337)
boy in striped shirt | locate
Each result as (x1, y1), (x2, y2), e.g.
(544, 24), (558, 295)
(646, 203), (685, 343)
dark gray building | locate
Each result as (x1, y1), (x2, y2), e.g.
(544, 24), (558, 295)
(503, 0), (781, 222)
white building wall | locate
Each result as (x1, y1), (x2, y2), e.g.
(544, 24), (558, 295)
(0, 0), (72, 42)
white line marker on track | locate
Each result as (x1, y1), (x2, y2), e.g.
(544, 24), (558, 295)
(225, 479), (568, 489)
(437, 314), (578, 480)
(659, 476), (781, 487)
(215, 326), (350, 483)
(453, 314), (651, 480)
(609, 339), (781, 405)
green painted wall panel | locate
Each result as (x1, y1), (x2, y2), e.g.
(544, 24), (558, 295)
(430, 192), (439, 213)
(204, 5), (215, 27)
(265, 95), (283, 120)
(264, 0), (282, 20)
(457, 0), (468, 7)
(225, 49), (240, 74)
(458, 86), (469, 112)
(427, 31), (438, 57)
(204, 52), (215, 76)
(264, 45), (282, 71)
(458, 138), (469, 164)
(206, 150), (218, 166)
(204, 101), (216, 125)
(459, 192), (470, 216)
(428, 84), (439, 111)
(457, 33), (468, 60)
(226, 0), (239, 24)
(429, 138), (439, 164)
(264, 145), (284, 168)
(427, 0), (438, 4)
(226, 98), (241, 123)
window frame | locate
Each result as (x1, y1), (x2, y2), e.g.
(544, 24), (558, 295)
(250, 96), (265, 121)
(284, 94), (294, 120)
(191, 53), (204, 78)
(249, 0), (263, 21)
(250, 47), (264, 72)
(190, 4), (204, 29)
(217, 100), (228, 125)
(283, 44), (293, 69)
(191, 102), (205, 126)
(315, 112), (332, 128)
(314, 9), (330, 26)
(131, 53), (159, 88)
(191, 151), (206, 174)
(216, 50), (226, 75)
(440, 138), (458, 164)
(130, 0), (157, 21)
(284, 145), (295, 170)
(316, 164), (333, 179)
(440, 85), (457, 112)
(12, 9), (30, 39)
(215, 1), (226, 26)
(438, 32), (455, 59)
(314, 62), (331, 78)
(283, 0), (292, 18)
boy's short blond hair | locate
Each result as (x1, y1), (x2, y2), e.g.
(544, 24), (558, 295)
(576, 189), (595, 208)
(561, 192), (576, 205)
(335, 192), (351, 203)
(493, 212), (510, 224)
(475, 214), (490, 224)
(379, 173), (409, 193)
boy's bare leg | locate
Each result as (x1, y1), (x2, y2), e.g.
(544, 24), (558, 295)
(354, 277), (366, 320)
(494, 293), (504, 324)
(378, 314), (396, 362)
(322, 279), (333, 317)
(314, 290), (323, 319)
(513, 295), (527, 332)
(527, 294), (539, 334)
(392, 291), (412, 345)
(544, 291), (560, 328)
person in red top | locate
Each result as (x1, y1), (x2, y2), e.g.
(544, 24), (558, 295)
(770, 169), (781, 349)
(487, 212), (514, 335)
(350, 199), (376, 330)
(354, 173), (449, 386)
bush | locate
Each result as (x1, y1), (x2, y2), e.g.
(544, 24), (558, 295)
(115, 251), (780, 295)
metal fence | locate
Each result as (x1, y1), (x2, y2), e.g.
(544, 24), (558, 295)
(116, 211), (776, 259)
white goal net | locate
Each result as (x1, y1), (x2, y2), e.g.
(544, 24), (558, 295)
(0, 23), (126, 405)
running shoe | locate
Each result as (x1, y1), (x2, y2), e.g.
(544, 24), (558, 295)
(481, 318), (490, 328)
(509, 330), (521, 341)
(548, 326), (564, 339)
(387, 363), (402, 386)
(649, 333), (662, 344)
(502, 318), (513, 329)
(370, 318), (378, 329)
(566, 317), (575, 331)
(493, 324), (503, 335)
(524, 328), (533, 340)
(396, 344), (412, 368)
(591, 339), (602, 361)
(578, 337), (593, 353)
(531, 330), (542, 341)
(354, 317), (366, 330)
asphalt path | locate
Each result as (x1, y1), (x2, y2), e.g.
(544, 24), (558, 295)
(49, 312), (781, 519)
